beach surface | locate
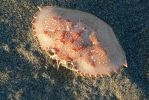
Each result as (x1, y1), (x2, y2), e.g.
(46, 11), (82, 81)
(0, 0), (149, 99)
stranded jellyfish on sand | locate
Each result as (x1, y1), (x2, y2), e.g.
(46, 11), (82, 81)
(32, 6), (127, 77)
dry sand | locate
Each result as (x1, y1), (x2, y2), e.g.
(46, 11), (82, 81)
(0, 0), (149, 100)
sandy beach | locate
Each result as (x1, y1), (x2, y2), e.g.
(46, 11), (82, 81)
(0, 0), (149, 99)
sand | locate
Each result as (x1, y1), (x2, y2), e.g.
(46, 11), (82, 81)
(0, 0), (149, 99)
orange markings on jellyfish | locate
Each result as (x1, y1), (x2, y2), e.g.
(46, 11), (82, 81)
(32, 6), (127, 77)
